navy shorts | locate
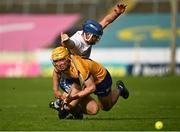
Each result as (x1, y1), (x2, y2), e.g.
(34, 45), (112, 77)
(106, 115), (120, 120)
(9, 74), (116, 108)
(94, 70), (112, 96)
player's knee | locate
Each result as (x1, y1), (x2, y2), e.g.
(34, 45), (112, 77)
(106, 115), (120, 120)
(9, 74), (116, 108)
(87, 104), (99, 115)
(92, 105), (99, 115)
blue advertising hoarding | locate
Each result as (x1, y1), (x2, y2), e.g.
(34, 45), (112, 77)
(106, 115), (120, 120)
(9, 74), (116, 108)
(95, 14), (180, 48)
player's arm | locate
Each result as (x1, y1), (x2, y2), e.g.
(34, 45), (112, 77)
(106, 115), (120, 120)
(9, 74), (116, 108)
(52, 69), (64, 99)
(66, 75), (96, 102)
(60, 32), (75, 49)
(99, 4), (126, 29)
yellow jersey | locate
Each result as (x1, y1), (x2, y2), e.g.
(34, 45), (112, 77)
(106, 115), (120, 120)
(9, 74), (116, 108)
(64, 55), (107, 85)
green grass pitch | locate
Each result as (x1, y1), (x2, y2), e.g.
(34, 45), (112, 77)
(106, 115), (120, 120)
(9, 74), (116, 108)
(0, 76), (180, 131)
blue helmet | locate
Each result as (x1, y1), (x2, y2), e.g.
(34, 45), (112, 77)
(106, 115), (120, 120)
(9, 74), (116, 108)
(83, 20), (103, 36)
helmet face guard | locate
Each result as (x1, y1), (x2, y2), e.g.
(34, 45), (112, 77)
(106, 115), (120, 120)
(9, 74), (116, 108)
(83, 32), (93, 42)
(83, 20), (103, 37)
(83, 32), (101, 44)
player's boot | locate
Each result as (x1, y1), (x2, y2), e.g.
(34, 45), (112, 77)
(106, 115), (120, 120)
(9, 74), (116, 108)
(49, 99), (62, 111)
(72, 112), (83, 120)
(58, 109), (83, 120)
(69, 105), (83, 120)
(116, 80), (129, 99)
(58, 109), (69, 119)
(65, 114), (74, 119)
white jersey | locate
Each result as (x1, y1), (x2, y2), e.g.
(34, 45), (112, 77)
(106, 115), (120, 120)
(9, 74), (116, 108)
(70, 30), (92, 58)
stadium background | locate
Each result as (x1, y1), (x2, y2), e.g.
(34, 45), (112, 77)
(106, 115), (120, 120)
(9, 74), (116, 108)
(0, 0), (180, 131)
(1, 0), (180, 77)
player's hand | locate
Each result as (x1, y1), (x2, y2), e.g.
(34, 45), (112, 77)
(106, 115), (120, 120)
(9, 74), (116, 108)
(114, 4), (126, 15)
(61, 100), (69, 110)
(63, 96), (73, 104)
(54, 90), (63, 99)
(60, 32), (69, 44)
(60, 96), (72, 110)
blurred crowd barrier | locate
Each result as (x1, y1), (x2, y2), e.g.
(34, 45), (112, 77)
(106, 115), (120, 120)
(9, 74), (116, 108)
(0, 0), (113, 20)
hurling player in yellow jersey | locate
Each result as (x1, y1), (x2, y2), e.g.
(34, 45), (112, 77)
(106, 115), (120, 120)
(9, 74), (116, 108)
(51, 47), (129, 119)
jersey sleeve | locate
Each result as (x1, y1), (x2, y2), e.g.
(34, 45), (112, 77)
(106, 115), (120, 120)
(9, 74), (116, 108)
(69, 31), (91, 57)
(73, 56), (90, 82)
(70, 31), (83, 51)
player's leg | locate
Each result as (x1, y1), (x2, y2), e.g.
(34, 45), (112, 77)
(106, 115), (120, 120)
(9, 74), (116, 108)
(98, 81), (129, 111)
(80, 95), (99, 115)
(95, 70), (129, 111)
(97, 88), (119, 111)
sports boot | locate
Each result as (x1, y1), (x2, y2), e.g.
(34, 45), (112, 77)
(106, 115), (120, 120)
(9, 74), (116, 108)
(49, 99), (62, 111)
(72, 112), (83, 120)
(116, 80), (129, 99)
(69, 105), (83, 120)
(58, 109), (69, 119)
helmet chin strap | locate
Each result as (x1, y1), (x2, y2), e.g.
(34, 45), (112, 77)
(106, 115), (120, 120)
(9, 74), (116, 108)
(83, 32), (93, 42)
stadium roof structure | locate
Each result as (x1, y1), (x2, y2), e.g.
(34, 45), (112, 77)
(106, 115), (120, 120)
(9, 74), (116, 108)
(0, 14), (80, 51)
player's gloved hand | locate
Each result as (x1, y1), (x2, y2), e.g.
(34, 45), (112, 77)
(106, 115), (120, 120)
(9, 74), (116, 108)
(61, 32), (69, 44)
(114, 4), (126, 15)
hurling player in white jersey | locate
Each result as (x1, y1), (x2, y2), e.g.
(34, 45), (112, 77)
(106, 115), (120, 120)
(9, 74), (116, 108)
(49, 3), (127, 119)
(61, 4), (126, 58)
